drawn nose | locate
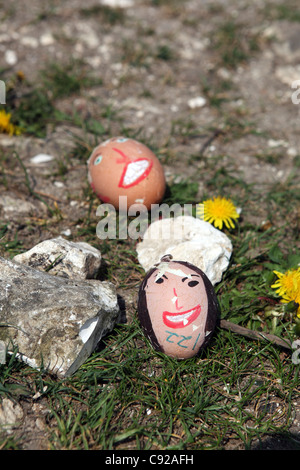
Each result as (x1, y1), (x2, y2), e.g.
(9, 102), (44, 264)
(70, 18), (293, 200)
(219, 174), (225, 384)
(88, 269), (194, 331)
(172, 288), (184, 310)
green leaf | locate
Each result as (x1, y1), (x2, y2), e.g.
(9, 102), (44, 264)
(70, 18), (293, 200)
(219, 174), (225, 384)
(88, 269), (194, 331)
(268, 245), (284, 264)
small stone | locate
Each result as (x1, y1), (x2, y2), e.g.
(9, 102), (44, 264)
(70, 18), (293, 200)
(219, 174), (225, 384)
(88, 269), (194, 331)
(136, 216), (232, 285)
(267, 139), (288, 148)
(0, 341), (6, 364)
(13, 237), (101, 280)
(5, 50), (17, 65)
(30, 154), (54, 164)
(54, 181), (65, 188)
(188, 96), (206, 109)
(100, 0), (134, 7)
(40, 33), (55, 46)
(60, 229), (71, 237)
(20, 36), (39, 48)
(0, 399), (23, 434)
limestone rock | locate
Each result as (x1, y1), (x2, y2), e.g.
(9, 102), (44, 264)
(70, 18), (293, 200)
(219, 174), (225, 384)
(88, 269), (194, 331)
(0, 256), (121, 377)
(13, 237), (101, 280)
(136, 216), (232, 285)
(0, 398), (23, 434)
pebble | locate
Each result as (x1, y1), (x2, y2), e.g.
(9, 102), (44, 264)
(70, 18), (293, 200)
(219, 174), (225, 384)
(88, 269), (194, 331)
(100, 0), (134, 7)
(267, 139), (288, 148)
(0, 399), (23, 434)
(54, 181), (65, 188)
(40, 32), (55, 46)
(60, 229), (71, 237)
(188, 96), (206, 109)
(30, 153), (54, 164)
(0, 340), (6, 364)
(5, 50), (17, 65)
(20, 36), (39, 48)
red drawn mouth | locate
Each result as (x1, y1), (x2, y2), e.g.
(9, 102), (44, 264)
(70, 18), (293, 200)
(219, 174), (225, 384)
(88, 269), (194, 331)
(113, 148), (153, 188)
(162, 305), (201, 329)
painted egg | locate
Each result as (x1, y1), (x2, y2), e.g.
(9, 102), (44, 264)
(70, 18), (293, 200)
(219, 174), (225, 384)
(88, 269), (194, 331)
(138, 255), (219, 359)
(87, 137), (166, 210)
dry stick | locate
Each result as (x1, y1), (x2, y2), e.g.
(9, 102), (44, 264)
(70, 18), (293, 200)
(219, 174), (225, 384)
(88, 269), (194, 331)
(199, 129), (225, 156)
(220, 319), (292, 350)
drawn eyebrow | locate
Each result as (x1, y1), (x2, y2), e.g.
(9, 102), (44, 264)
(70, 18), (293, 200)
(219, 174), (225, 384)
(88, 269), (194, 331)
(182, 274), (200, 282)
(155, 274), (168, 283)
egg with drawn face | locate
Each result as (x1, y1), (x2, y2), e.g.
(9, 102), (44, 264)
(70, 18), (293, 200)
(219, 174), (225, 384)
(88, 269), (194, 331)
(87, 137), (166, 210)
(138, 255), (219, 359)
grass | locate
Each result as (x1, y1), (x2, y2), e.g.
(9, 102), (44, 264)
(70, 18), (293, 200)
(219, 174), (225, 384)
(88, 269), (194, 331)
(264, 2), (300, 22)
(1, 315), (299, 450)
(210, 20), (261, 69)
(2, 60), (103, 137)
(79, 4), (125, 24)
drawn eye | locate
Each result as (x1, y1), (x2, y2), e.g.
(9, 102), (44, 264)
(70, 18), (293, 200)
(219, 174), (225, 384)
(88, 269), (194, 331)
(116, 138), (128, 143)
(188, 280), (199, 288)
(155, 277), (164, 284)
(94, 155), (103, 165)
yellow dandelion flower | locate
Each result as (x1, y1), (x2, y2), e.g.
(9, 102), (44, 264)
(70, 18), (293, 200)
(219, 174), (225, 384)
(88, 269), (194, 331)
(0, 109), (20, 136)
(271, 268), (300, 317)
(196, 196), (240, 230)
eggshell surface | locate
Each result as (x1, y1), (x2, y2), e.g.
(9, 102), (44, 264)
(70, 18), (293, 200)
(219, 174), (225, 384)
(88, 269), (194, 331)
(138, 257), (219, 359)
(87, 137), (166, 210)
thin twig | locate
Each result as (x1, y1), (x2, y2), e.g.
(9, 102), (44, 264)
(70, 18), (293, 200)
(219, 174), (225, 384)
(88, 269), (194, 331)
(220, 319), (292, 350)
(199, 128), (224, 156)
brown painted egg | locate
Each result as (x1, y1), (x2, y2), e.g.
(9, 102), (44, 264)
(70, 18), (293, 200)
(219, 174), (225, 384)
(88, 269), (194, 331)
(138, 255), (219, 359)
(87, 137), (166, 210)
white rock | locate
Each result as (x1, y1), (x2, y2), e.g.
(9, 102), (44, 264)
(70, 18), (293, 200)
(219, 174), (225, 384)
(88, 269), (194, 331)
(0, 340), (6, 364)
(0, 399), (23, 434)
(267, 139), (288, 148)
(60, 228), (71, 237)
(188, 96), (206, 109)
(13, 237), (101, 280)
(54, 181), (65, 188)
(30, 153), (54, 164)
(136, 216), (232, 285)
(5, 50), (17, 65)
(100, 0), (134, 7)
(40, 32), (55, 46)
(20, 36), (39, 48)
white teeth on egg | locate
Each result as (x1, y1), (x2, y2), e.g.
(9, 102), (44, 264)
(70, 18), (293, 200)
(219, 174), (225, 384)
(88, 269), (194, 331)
(123, 160), (149, 185)
(166, 307), (197, 324)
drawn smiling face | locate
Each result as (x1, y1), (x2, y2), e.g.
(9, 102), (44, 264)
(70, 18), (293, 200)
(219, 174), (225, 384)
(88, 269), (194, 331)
(138, 260), (216, 359)
(87, 137), (165, 210)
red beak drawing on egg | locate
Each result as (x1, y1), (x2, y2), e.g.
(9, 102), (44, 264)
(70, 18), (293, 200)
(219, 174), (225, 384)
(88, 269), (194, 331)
(87, 137), (166, 210)
(138, 256), (220, 359)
